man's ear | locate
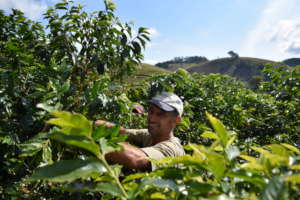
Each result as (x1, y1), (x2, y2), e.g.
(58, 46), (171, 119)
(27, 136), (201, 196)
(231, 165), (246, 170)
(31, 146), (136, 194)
(175, 116), (182, 125)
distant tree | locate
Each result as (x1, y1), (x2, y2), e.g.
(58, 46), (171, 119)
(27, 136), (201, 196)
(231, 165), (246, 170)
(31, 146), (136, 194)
(173, 57), (184, 63)
(185, 56), (208, 63)
(228, 50), (239, 58)
(156, 56), (208, 69)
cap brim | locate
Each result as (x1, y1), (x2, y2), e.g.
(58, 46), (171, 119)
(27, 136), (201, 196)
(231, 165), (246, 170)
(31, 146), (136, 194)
(149, 99), (175, 112)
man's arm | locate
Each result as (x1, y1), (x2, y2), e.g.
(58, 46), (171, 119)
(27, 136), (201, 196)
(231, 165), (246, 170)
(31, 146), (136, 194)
(95, 120), (127, 134)
(95, 120), (147, 135)
(105, 142), (151, 171)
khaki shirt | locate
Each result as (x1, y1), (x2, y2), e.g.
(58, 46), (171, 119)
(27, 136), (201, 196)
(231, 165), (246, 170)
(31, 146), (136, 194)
(126, 129), (185, 170)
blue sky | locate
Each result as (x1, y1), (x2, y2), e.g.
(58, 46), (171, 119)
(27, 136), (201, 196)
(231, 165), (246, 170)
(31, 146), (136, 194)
(2, 0), (300, 64)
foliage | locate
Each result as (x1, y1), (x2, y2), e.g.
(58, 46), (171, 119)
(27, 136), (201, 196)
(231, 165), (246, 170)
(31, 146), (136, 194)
(1, 0), (300, 199)
(141, 112), (300, 200)
(156, 56), (208, 69)
(259, 63), (300, 146)
(0, 0), (149, 198)
(17, 111), (300, 199)
(138, 70), (298, 146)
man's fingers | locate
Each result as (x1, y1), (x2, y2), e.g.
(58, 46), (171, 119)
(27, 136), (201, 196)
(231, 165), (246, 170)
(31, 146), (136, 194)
(95, 120), (114, 128)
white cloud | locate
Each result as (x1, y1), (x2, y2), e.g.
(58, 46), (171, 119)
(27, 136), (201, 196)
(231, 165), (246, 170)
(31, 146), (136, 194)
(0, 0), (48, 20)
(143, 59), (159, 65)
(241, 0), (300, 61)
(270, 19), (300, 54)
(147, 27), (160, 38)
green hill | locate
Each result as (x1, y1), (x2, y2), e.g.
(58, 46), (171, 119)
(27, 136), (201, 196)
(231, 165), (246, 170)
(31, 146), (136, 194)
(153, 56), (275, 87)
(185, 57), (274, 87)
(125, 63), (170, 84)
(135, 57), (296, 88)
(283, 58), (300, 66)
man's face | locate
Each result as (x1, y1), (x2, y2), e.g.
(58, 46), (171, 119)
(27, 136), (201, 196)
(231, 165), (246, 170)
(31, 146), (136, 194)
(147, 104), (179, 136)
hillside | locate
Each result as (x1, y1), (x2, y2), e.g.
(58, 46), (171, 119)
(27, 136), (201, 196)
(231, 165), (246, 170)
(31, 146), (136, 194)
(185, 57), (274, 87)
(283, 58), (300, 66)
(155, 56), (208, 71)
(125, 63), (170, 84)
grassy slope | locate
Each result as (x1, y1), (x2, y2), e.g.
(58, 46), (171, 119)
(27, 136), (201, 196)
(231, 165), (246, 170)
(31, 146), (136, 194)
(125, 57), (278, 87)
(124, 63), (170, 84)
(186, 57), (274, 86)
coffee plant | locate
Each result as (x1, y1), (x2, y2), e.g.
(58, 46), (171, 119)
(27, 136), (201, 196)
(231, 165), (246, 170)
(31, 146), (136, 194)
(1, 0), (300, 199)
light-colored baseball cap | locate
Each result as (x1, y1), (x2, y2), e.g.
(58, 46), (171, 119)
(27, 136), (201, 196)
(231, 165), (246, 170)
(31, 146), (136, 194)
(149, 92), (183, 116)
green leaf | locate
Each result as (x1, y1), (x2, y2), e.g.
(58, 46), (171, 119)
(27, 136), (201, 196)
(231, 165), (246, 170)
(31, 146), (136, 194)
(147, 177), (177, 191)
(18, 141), (44, 157)
(252, 146), (288, 167)
(261, 176), (288, 200)
(152, 154), (204, 169)
(284, 174), (300, 184)
(59, 80), (70, 93)
(150, 193), (167, 199)
(185, 180), (213, 196)
(201, 131), (218, 140)
(42, 145), (53, 165)
(205, 151), (227, 179)
(192, 144), (227, 179)
(110, 133), (128, 144)
(122, 173), (149, 183)
(281, 143), (300, 155)
(289, 164), (300, 170)
(106, 125), (121, 137)
(266, 144), (289, 158)
(47, 111), (92, 137)
(138, 27), (149, 34)
(55, 3), (68, 10)
(226, 133), (237, 148)
(132, 41), (141, 54)
(206, 112), (228, 147)
(92, 125), (106, 140)
(110, 164), (122, 177)
(240, 162), (265, 171)
(37, 103), (60, 112)
(91, 80), (102, 98)
(27, 159), (106, 183)
(227, 170), (265, 189)
(99, 138), (117, 155)
(93, 182), (124, 197)
(50, 132), (100, 157)
(121, 34), (127, 45)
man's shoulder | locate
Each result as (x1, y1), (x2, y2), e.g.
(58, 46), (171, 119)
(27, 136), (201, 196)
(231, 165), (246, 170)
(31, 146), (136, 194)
(158, 136), (185, 156)
(143, 136), (185, 158)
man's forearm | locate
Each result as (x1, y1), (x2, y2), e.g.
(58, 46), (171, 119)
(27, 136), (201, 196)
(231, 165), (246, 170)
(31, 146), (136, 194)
(95, 120), (147, 135)
(105, 142), (150, 171)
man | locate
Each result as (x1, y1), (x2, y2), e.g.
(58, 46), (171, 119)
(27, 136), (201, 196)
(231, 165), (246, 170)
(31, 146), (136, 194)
(96, 92), (185, 171)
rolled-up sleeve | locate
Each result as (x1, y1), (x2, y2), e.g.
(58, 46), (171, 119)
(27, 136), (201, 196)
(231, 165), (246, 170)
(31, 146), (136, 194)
(141, 138), (185, 170)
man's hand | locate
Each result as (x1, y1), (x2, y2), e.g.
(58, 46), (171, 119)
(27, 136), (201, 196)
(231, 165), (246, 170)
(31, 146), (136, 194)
(95, 120), (126, 134)
(95, 120), (115, 128)
(105, 142), (151, 171)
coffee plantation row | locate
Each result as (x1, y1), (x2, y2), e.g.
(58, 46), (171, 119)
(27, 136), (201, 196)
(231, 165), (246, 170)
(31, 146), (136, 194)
(1, 0), (300, 199)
